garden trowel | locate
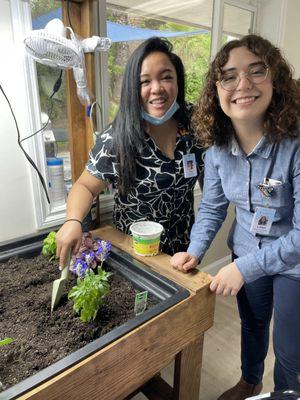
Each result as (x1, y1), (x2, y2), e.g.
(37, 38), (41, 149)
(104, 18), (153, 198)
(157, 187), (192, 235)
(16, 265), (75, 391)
(51, 253), (70, 312)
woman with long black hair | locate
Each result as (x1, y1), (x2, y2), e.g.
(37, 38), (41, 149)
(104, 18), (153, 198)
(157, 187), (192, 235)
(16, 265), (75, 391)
(56, 37), (203, 265)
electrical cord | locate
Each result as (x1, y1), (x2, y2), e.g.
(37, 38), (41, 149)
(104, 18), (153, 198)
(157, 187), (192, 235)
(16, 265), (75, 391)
(0, 83), (51, 203)
(20, 70), (62, 143)
(0, 71), (63, 204)
(51, 70), (63, 97)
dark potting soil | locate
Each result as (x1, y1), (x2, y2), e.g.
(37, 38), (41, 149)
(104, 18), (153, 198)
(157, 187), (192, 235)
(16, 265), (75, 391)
(0, 254), (157, 391)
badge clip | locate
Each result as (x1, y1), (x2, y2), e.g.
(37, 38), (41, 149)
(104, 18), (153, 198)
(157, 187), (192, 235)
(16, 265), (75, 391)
(257, 183), (274, 198)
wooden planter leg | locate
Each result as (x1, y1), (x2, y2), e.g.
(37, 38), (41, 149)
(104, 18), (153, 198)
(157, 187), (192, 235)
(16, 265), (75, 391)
(173, 335), (204, 400)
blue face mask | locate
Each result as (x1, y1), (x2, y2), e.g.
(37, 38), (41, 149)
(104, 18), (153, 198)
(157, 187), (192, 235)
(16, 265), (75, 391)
(141, 99), (180, 126)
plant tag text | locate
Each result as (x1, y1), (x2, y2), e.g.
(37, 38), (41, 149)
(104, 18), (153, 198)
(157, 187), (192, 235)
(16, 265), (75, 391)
(134, 291), (148, 316)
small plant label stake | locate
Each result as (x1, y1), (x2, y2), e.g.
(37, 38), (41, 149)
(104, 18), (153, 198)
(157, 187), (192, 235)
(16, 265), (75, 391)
(134, 291), (148, 316)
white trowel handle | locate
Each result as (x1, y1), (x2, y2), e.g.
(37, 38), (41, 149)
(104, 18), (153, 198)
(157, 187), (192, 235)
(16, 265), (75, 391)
(61, 252), (71, 279)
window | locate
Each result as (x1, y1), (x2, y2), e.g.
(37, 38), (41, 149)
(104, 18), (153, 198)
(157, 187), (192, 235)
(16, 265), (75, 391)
(222, 1), (256, 41)
(105, 0), (214, 121)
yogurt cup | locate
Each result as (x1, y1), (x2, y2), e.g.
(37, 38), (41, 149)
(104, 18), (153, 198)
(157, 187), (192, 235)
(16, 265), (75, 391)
(129, 221), (164, 256)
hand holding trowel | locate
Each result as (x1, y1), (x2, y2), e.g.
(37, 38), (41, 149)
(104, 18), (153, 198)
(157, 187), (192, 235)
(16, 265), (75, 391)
(51, 218), (83, 312)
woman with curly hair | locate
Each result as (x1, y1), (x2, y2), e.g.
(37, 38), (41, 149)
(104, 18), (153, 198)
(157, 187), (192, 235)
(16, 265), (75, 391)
(171, 34), (300, 399)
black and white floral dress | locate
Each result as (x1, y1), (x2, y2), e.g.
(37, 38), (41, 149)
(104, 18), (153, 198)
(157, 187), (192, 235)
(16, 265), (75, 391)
(86, 125), (204, 255)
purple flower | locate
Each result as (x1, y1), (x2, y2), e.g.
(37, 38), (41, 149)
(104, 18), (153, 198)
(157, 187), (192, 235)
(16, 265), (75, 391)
(94, 240), (111, 263)
(101, 240), (111, 261)
(69, 234), (111, 278)
(85, 251), (97, 269)
(70, 259), (88, 278)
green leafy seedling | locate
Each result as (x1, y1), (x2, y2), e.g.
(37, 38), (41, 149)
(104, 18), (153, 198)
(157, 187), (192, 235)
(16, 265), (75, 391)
(68, 267), (112, 323)
(42, 231), (57, 260)
(0, 338), (13, 346)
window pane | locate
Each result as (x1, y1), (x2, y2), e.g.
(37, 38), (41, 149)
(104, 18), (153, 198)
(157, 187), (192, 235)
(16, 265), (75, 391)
(30, 1), (71, 199)
(223, 3), (254, 37)
(106, 0), (213, 122)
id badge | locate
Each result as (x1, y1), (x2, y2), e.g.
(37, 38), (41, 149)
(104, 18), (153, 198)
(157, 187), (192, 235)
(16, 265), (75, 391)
(183, 153), (197, 178)
(250, 207), (276, 235)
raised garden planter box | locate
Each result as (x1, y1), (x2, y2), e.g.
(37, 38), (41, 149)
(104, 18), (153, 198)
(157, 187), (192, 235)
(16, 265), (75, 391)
(1, 226), (215, 400)
(0, 243), (189, 400)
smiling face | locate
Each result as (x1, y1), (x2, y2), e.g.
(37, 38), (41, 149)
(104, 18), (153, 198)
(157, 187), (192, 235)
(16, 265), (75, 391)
(216, 46), (273, 128)
(140, 51), (178, 118)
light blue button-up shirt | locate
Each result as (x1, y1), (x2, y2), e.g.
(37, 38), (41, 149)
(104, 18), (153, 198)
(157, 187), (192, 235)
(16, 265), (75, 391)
(188, 134), (300, 283)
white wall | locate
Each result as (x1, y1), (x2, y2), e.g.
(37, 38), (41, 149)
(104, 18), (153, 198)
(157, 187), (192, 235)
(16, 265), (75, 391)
(258, 0), (300, 77)
(282, 0), (300, 77)
(0, 0), (37, 243)
(258, 0), (287, 45)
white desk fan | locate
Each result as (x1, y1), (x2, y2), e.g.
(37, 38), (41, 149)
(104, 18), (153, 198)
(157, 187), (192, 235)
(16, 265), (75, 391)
(24, 18), (111, 105)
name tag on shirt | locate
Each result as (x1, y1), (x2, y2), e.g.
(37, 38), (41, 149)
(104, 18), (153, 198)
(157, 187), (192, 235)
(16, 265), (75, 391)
(265, 178), (282, 186)
(183, 153), (197, 178)
(250, 207), (276, 235)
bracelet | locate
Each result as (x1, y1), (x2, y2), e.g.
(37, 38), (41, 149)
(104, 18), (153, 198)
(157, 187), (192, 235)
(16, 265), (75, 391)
(64, 219), (83, 228)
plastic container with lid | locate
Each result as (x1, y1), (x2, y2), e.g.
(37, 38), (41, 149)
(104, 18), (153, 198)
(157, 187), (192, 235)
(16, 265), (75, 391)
(47, 157), (66, 207)
(130, 221), (164, 256)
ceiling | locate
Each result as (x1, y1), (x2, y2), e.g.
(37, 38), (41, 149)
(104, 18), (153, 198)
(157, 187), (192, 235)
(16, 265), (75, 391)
(107, 0), (254, 35)
(107, 0), (214, 29)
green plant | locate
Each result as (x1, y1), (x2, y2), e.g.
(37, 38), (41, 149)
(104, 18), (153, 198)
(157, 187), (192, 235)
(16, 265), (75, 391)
(0, 338), (13, 346)
(42, 231), (57, 260)
(68, 266), (112, 323)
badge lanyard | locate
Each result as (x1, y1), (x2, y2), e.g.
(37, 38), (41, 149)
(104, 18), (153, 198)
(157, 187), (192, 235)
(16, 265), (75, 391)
(257, 145), (278, 207)
(250, 145), (278, 235)
(257, 144), (278, 205)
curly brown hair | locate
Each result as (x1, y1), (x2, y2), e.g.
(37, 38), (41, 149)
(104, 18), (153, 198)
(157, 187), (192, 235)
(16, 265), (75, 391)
(192, 34), (300, 148)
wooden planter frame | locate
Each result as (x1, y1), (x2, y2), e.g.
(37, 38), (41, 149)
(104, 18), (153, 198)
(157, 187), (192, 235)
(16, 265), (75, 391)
(18, 226), (215, 400)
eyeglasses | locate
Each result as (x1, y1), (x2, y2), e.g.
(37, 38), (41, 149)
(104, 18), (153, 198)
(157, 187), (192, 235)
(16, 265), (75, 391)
(218, 64), (269, 91)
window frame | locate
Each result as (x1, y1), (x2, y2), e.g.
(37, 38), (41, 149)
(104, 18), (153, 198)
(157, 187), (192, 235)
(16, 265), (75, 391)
(210, 0), (257, 60)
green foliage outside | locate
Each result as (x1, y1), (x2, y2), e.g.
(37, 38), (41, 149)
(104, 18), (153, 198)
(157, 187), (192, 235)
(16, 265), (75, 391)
(68, 267), (112, 323)
(42, 231), (57, 260)
(30, 0), (60, 18)
(167, 38), (210, 104)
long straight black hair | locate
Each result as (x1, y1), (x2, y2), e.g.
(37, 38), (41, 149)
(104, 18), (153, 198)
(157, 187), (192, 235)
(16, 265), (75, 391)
(111, 37), (190, 195)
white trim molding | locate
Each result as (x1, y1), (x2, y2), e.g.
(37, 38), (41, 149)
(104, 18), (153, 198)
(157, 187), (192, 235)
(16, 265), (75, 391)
(210, 0), (257, 60)
(277, 0), (288, 48)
